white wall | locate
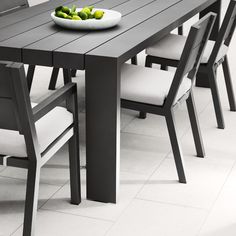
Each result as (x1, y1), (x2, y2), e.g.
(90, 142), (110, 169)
(28, 0), (49, 6)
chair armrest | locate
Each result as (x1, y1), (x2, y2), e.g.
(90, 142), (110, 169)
(33, 82), (77, 122)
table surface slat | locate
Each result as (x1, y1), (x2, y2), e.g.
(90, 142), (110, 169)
(87, 0), (217, 63)
(0, 0), (218, 69)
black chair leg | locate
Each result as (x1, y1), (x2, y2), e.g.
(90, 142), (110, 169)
(138, 56), (152, 119)
(71, 69), (77, 77)
(23, 163), (40, 236)
(145, 55), (152, 68)
(208, 68), (225, 129)
(68, 133), (81, 204)
(165, 110), (186, 183)
(131, 56), (138, 65)
(160, 64), (168, 70)
(222, 56), (236, 111)
(186, 92), (205, 157)
(26, 65), (36, 92)
(48, 68), (60, 90)
(138, 111), (147, 119)
(178, 25), (183, 35)
(68, 89), (81, 204)
(63, 69), (72, 84)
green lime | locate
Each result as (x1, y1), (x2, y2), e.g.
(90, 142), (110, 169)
(72, 15), (82, 20)
(55, 6), (63, 12)
(70, 11), (78, 16)
(81, 7), (91, 15)
(88, 13), (94, 19)
(66, 15), (72, 20)
(94, 10), (104, 19)
(61, 6), (70, 14)
(78, 11), (88, 20)
(56, 11), (68, 18)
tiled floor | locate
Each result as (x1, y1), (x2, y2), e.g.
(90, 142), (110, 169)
(1, 0), (236, 235)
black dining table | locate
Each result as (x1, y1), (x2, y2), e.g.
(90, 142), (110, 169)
(0, 0), (221, 203)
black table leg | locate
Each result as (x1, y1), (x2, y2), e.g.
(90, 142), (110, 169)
(86, 56), (120, 203)
(196, 0), (222, 87)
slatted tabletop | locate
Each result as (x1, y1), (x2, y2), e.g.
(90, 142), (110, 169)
(0, 0), (221, 203)
(0, 0), (218, 68)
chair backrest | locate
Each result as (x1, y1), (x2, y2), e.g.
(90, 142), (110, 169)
(209, 0), (236, 64)
(0, 0), (29, 16)
(0, 61), (39, 159)
(165, 13), (216, 107)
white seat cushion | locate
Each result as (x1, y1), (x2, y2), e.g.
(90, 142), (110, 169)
(0, 104), (73, 157)
(146, 33), (228, 64)
(121, 64), (191, 106)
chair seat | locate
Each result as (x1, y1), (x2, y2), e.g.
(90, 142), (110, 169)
(0, 104), (73, 157)
(121, 64), (191, 106)
(146, 33), (228, 64)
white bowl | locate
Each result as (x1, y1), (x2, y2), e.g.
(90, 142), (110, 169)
(51, 8), (122, 30)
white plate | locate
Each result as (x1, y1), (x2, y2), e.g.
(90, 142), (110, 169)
(51, 8), (122, 30)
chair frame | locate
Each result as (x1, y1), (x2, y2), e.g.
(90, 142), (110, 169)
(145, 0), (236, 129)
(0, 61), (81, 236)
(122, 13), (216, 183)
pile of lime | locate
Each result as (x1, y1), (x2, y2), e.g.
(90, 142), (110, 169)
(55, 5), (105, 20)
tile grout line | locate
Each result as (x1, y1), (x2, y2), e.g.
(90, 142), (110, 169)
(40, 208), (115, 223)
(38, 179), (71, 210)
(0, 173), (69, 187)
(135, 196), (209, 211)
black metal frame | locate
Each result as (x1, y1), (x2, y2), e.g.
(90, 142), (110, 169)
(0, 61), (81, 236)
(145, 0), (236, 129)
(121, 13), (216, 183)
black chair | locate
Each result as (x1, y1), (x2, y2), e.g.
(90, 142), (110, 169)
(120, 13), (216, 183)
(0, 61), (81, 236)
(145, 0), (236, 129)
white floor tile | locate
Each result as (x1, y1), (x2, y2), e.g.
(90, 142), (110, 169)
(199, 164), (236, 236)
(12, 209), (112, 236)
(137, 154), (234, 209)
(120, 132), (169, 175)
(106, 199), (207, 236)
(0, 177), (60, 236)
(42, 171), (146, 222)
